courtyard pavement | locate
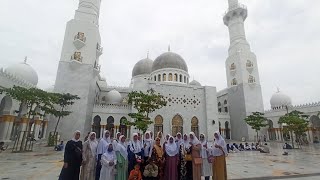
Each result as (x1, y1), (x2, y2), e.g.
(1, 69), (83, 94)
(0, 141), (320, 180)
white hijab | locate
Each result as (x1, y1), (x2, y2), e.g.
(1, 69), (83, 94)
(72, 130), (81, 142)
(213, 131), (228, 155)
(102, 145), (116, 161)
(130, 133), (142, 153)
(97, 130), (111, 155)
(118, 135), (128, 160)
(157, 131), (165, 145)
(182, 134), (191, 149)
(165, 136), (178, 157)
(189, 132), (200, 145)
(176, 133), (183, 146)
(144, 131), (153, 157)
(88, 132), (98, 157)
(200, 133), (208, 158)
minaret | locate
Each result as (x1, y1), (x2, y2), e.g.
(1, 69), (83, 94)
(50, 0), (103, 140)
(223, 0), (265, 141)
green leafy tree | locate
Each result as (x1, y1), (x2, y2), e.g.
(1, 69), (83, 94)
(244, 112), (268, 142)
(46, 93), (79, 146)
(0, 86), (54, 151)
(124, 89), (167, 133)
(278, 110), (309, 148)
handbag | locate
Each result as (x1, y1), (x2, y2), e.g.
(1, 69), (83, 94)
(184, 154), (192, 161)
(194, 157), (202, 165)
(73, 144), (82, 158)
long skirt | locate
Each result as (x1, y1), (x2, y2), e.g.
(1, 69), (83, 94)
(201, 158), (213, 177)
(192, 160), (201, 180)
(212, 155), (227, 180)
(59, 164), (81, 180)
(165, 156), (178, 180)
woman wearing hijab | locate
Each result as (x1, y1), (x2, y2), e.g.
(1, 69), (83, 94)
(150, 137), (165, 180)
(143, 131), (154, 160)
(81, 132), (98, 180)
(96, 130), (111, 180)
(116, 135), (128, 180)
(179, 134), (192, 180)
(59, 130), (83, 180)
(189, 132), (201, 180)
(128, 133), (143, 175)
(100, 144), (117, 180)
(211, 131), (228, 180)
(164, 136), (179, 180)
(199, 133), (212, 180)
(156, 132), (165, 146)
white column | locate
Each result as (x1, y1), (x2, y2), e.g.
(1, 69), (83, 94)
(33, 119), (41, 140)
(100, 125), (105, 139)
(42, 121), (48, 139)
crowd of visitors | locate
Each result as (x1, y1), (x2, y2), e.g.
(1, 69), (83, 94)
(58, 130), (228, 180)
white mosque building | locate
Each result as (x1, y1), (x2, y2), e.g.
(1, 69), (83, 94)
(1, 0), (320, 143)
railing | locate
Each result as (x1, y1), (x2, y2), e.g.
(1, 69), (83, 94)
(224, 3), (247, 16)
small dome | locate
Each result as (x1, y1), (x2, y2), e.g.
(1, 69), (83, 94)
(152, 52), (188, 72)
(189, 80), (201, 86)
(270, 90), (292, 109)
(106, 89), (122, 104)
(5, 59), (38, 85)
(132, 58), (153, 77)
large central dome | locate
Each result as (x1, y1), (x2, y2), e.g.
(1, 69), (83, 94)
(152, 52), (188, 72)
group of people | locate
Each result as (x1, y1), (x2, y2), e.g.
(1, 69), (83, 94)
(227, 142), (270, 154)
(58, 130), (228, 180)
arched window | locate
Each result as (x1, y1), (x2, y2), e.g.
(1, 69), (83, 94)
(174, 74), (178, 81)
(246, 60), (253, 68)
(158, 74), (161, 81)
(230, 63), (236, 70)
(172, 114), (183, 136)
(119, 117), (127, 137)
(218, 102), (222, 113)
(154, 76), (156, 81)
(219, 121), (222, 135)
(231, 78), (237, 86)
(0, 95), (13, 115)
(154, 115), (164, 135)
(248, 75), (255, 83)
(223, 100), (228, 112)
(169, 73), (173, 81)
(184, 76), (186, 83)
(101, 96), (106, 104)
(106, 116), (115, 138)
(179, 75), (183, 82)
(268, 120), (276, 140)
(163, 74), (167, 81)
(92, 115), (101, 138)
(191, 117), (199, 138)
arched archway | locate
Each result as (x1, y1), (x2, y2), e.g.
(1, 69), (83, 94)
(310, 115), (320, 143)
(119, 117), (127, 137)
(219, 121), (222, 135)
(0, 96), (13, 115)
(154, 115), (163, 135)
(191, 117), (199, 138)
(268, 120), (276, 140)
(106, 116), (115, 138)
(92, 115), (101, 138)
(172, 114), (183, 136)
(225, 121), (230, 139)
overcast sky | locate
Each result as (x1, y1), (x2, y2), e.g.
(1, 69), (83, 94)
(0, 0), (319, 109)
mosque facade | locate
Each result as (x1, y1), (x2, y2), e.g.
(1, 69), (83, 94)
(1, 0), (320, 143)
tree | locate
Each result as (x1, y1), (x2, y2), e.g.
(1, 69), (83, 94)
(244, 112), (268, 142)
(278, 110), (309, 148)
(46, 93), (79, 146)
(124, 89), (167, 133)
(0, 86), (54, 151)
